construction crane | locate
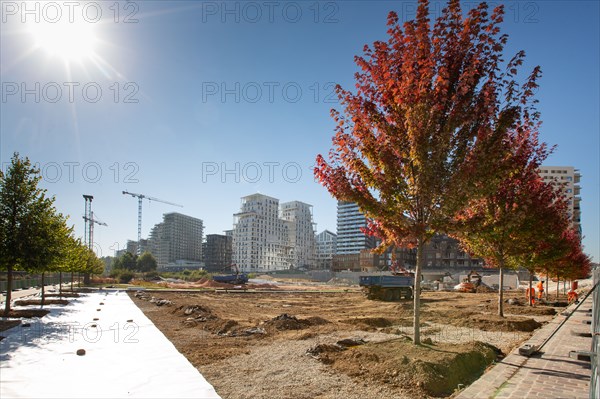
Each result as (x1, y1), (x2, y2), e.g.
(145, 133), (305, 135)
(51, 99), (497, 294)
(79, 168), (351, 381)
(82, 212), (108, 250)
(122, 191), (183, 253)
(82, 195), (107, 251)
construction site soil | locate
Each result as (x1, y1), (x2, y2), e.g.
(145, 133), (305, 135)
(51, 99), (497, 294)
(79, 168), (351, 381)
(131, 285), (568, 399)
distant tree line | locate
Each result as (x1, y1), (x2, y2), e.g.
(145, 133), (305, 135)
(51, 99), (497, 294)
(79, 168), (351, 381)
(110, 251), (158, 283)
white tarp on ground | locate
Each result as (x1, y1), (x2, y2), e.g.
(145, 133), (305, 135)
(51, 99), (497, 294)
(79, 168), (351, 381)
(0, 291), (220, 399)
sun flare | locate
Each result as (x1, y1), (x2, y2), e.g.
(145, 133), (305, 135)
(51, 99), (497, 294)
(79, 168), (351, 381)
(28, 19), (98, 62)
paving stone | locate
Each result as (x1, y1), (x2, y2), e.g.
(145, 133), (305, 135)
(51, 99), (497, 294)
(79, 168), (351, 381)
(456, 294), (593, 399)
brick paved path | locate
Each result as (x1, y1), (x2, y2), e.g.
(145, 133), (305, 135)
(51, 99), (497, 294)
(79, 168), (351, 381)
(457, 294), (593, 399)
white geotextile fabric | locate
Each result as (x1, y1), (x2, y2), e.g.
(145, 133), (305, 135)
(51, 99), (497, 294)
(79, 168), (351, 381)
(0, 291), (221, 398)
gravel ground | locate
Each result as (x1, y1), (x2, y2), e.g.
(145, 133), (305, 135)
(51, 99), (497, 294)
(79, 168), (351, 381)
(200, 331), (411, 399)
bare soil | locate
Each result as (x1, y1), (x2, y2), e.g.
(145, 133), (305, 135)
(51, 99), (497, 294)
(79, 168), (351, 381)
(45, 293), (80, 298)
(131, 288), (563, 398)
(13, 299), (69, 306)
(0, 319), (21, 332)
(1, 309), (50, 318)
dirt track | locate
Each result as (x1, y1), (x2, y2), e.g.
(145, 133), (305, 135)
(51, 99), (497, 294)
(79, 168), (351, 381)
(131, 288), (563, 398)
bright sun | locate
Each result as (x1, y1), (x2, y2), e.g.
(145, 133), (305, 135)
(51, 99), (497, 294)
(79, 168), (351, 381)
(28, 20), (97, 62)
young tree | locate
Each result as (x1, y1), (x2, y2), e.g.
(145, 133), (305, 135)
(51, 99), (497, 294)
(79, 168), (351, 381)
(81, 247), (105, 277)
(546, 230), (592, 299)
(28, 211), (72, 305)
(516, 203), (571, 306)
(0, 153), (65, 315)
(314, 0), (539, 343)
(113, 252), (137, 271)
(454, 166), (569, 315)
(136, 252), (158, 272)
(63, 235), (89, 291)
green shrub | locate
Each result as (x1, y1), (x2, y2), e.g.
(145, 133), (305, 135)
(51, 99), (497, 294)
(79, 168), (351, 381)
(118, 272), (135, 283)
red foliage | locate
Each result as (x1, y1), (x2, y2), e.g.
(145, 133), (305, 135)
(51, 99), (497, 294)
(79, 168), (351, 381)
(314, 0), (542, 252)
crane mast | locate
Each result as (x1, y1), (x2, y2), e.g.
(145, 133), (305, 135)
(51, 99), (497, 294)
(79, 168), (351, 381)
(122, 191), (183, 254)
(82, 195), (107, 252)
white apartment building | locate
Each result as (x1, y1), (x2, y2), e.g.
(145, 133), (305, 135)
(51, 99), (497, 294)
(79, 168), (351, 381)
(539, 166), (582, 235)
(232, 194), (292, 272)
(280, 201), (317, 270)
(316, 229), (337, 269)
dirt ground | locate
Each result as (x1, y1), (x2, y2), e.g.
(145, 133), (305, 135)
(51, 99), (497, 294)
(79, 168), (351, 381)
(131, 286), (567, 399)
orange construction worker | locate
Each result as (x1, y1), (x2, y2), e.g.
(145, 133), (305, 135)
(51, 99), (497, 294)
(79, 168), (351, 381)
(526, 286), (536, 306)
(536, 281), (544, 301)
(567, 290), (579, 304)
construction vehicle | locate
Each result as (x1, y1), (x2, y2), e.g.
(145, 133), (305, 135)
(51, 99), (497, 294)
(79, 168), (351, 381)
(454, 270), (484, 293)
(212, 264), (249, 285)
(359, 274), (415, 301)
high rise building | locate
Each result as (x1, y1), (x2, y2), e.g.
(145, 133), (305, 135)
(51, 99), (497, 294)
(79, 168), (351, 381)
(203, 234), (233, 272)
(148, 212), (204, 269)
(232, 194), (318, 272)
(539, 166), (582, 235)
(336, 201), (376, 254)
(316, 230), (337, 269)
(233, 194), (291, 272)
(280, 201), (316, 270)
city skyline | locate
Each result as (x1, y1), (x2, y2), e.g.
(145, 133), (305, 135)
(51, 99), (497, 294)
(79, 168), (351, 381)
(1, 1), (598, 262)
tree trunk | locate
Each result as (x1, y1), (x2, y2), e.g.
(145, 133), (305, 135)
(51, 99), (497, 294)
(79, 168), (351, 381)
(545, 272), (549, 301)
(78, 272), (81, 288)
(498, 262), (504, 317)
(59, 271), (63, 298)
(413, 238), (424, 345)
(556, 275), (559, 300)
(84, 273), (90, 285)
(71, 272), (74, 291)
(41, 272), (45, 307)
(4, 264), (13, 315)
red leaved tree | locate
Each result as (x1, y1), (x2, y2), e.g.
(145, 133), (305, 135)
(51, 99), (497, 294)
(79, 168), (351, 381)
(314, 0), (540, 343)
(453, 152), (571, 315)
(546, 230), (592, 299)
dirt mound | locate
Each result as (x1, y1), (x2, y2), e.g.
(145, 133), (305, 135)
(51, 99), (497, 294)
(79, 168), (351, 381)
(264, 314), (309, 331)
(3, 309), (50, 318)
(215, 320), (239, 335)
(14, 299), (69, 306)
(507, 305), (556, 316)
(172, 304), (213, 317)
(247, 283), (280, 289)
(45, 293), (80, 298)
(324, 338), (499, 397)
(475, 285), (494, 293)
(306, 343), (346, 364)
(458, 315), (542, 332)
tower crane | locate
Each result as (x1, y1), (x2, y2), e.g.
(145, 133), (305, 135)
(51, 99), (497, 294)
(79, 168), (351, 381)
(82, 195), (107, 251)
(82, 212), (108, 250)
(122, 191), (183, 253)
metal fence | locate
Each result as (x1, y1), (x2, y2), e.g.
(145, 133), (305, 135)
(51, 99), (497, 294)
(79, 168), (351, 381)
(0, 274), (73, 293)
(591, 267), (599, 399)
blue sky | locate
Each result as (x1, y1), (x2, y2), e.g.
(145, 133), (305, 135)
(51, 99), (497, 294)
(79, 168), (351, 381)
(1, 0), (599, 262)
